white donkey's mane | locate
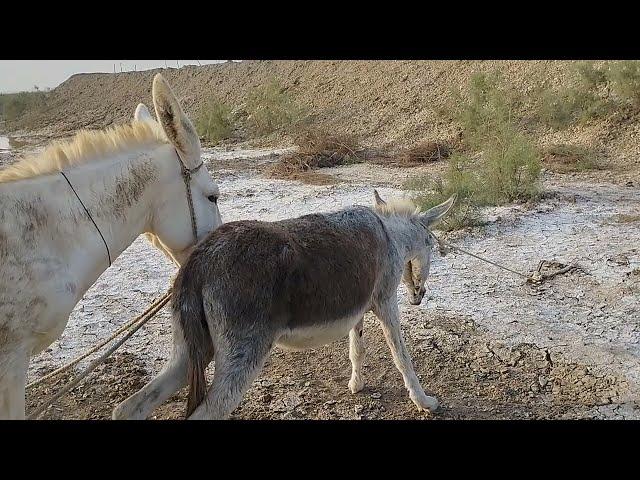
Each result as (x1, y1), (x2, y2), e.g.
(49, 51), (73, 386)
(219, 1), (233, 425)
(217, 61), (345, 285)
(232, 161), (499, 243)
(0, 120), (167, 183)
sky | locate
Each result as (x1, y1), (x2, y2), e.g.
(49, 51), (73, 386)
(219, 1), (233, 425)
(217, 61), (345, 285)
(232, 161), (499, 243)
(0, 60), (227, 93)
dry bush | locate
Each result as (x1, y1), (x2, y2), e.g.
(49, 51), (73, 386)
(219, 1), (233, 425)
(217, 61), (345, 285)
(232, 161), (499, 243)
(395, 141), (451, 165)
(293, 128), (363, 164)
(268, 129), (363, 181)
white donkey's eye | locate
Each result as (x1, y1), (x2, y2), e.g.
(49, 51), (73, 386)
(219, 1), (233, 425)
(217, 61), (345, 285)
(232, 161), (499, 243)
(207, 195), (218, 204)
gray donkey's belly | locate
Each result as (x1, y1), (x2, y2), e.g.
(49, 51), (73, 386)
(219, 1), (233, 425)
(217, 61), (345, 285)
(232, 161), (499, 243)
(275, 309), (366, 351)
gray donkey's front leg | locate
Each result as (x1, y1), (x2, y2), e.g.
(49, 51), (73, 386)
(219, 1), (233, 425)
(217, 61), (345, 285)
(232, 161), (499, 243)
(373, 295), (439, 413)
(348, 318), (365, 393)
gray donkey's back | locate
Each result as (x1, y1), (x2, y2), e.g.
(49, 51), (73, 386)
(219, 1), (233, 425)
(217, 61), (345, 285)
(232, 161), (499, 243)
(173, 206), (391, 415)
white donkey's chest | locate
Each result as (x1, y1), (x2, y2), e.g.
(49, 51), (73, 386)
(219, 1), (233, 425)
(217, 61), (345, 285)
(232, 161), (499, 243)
(276, 312), (365, 351)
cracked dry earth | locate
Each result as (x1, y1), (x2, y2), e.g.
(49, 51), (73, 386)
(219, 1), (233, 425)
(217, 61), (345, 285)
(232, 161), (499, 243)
(6, 144), (638, 420)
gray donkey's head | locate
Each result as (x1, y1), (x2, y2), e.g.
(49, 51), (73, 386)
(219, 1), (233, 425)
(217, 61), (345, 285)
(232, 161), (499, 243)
(374, 190), (457, 305)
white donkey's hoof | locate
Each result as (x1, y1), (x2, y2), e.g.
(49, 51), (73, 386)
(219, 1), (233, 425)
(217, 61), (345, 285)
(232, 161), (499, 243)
(410, 391), (439, 413)
(348, 376), (365, 394)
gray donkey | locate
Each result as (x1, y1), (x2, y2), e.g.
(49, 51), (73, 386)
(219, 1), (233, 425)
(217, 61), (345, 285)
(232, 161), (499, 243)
(113, 191), (456, 420)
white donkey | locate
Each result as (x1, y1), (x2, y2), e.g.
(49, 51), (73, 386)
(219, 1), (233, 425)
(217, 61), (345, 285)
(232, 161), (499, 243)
(115, 190), (455, 420)
(0, 74), (223, 419)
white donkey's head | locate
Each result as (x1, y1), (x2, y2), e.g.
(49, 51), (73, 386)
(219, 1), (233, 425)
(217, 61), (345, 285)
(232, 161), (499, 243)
(140, 74), (222, 265)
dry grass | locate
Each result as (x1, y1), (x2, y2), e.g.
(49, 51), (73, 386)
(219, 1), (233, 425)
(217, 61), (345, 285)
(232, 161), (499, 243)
(368, 140), (452, 167)
(610, 213), (640, 224)
(267, 129), (363, 181)
(542, 144), (601, 173)
(396, 140), (451, 164)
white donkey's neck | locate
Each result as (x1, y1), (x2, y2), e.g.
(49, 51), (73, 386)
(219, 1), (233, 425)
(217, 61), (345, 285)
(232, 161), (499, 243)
(3, 142), (177, 302)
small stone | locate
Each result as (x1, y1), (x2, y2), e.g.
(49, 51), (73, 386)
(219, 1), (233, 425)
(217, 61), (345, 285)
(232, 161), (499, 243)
(261, 393), (273, 403)
(371, 392), (382, 399)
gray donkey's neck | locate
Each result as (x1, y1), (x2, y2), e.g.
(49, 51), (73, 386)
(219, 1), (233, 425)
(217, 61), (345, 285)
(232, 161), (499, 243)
(378, 214), (425, 261)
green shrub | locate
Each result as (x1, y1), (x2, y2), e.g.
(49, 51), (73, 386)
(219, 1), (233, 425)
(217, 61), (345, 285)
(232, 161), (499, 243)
(450, 73), (542, 204)
(607, 61), (640, 106)
(245, 79), (307, 135)
(450, 72), (518, 148)
(416, 73), (542, 230)
(537, 85), (611, 128)
(405, 154), (482, 231)
(479, 128), (541, 203)
(195, 99), (233, 144)
(0, 91), (48, 122)
(535, 61), (637, 129)
(573, 61), (608, 91)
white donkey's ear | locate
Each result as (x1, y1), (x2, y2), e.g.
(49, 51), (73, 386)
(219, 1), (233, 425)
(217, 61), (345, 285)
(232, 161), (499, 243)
(419, 194), (457, 227)
(373, 189), (387, 207)
(152, 73), (201, 168)
(134, 103), (153, 122)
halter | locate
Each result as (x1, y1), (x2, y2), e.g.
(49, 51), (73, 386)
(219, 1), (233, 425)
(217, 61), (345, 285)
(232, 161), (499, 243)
(60, 148), (203, 268)
(174, 148), (204, 243)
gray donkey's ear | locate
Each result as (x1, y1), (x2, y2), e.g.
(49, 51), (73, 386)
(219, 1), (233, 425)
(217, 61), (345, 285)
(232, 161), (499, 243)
(419, 194), (457, 227)
(374, 189), (387, 207)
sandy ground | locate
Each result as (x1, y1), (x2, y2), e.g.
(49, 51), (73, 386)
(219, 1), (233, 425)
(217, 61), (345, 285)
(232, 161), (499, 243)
(0, 138), (634, 420)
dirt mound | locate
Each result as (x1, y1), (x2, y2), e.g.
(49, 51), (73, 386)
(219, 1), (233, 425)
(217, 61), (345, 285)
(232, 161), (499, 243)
(7, 60), (640, 172)
(4, 60), (576, 149)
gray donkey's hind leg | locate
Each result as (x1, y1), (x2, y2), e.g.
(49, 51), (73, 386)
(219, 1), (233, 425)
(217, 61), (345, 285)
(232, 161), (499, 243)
(113, 319), (212, 420)
(373, 296), (439, 413)
(348, 318), (366, 393)
(188, 330), (274, 420)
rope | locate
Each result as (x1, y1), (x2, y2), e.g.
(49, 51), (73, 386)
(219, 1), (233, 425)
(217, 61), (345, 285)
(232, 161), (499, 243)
(27, 292), (171, 420)
(432, 234), (538, 283)
(60, 171), (112, 267)
(27, 290), (172, 390)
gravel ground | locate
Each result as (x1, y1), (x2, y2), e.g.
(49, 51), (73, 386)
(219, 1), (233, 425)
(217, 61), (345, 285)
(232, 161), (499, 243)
(2, 141), (635, 420)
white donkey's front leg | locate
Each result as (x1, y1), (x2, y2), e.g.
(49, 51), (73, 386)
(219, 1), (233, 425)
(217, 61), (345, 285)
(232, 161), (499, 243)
(0, 348), (29, 420)
(348, 318), (366, 394)
(373, 296), (439, 413)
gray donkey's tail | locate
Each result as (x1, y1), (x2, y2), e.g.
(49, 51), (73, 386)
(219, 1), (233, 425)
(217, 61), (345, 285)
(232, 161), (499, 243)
(172, 266), (213, 418)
